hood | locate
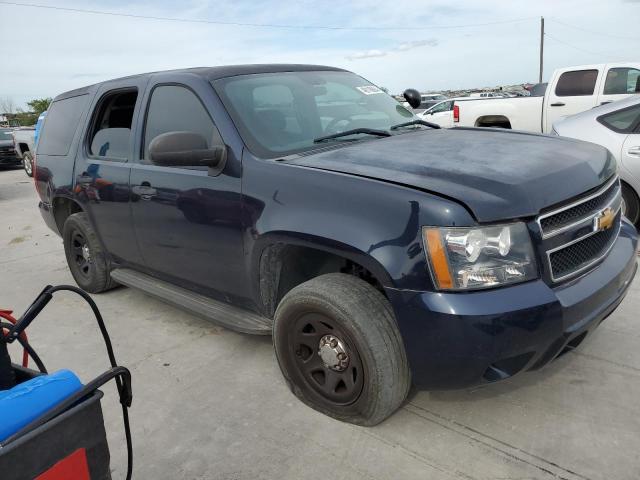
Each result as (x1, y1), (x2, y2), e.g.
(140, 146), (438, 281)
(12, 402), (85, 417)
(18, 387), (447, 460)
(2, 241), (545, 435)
(0, 139), (14, 148)
(289, 128), (616, 222)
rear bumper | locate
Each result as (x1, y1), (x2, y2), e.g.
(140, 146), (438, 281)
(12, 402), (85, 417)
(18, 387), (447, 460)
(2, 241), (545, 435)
(387, 220), (638, 389)
(38, 201), (60, 236)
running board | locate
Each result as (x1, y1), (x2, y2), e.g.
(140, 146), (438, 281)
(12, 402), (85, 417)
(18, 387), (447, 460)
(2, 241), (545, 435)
(110, 268), (272, 335)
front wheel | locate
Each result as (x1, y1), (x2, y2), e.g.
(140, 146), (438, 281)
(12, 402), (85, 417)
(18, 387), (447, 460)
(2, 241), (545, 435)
(23, 151), (33, 177)
(621, 183), (640, 227)
(273, 273), (410, 426)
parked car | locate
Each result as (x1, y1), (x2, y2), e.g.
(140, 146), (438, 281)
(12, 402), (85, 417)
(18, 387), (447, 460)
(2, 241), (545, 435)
(35, 64), (638, 425)
(0, 128), (21, 168)
(454, 63), (640, 131)
(418, 98), (467, 128)
(12, 127), (36, 177)
(553, 96), (640, 226)
(413, 93), (448, 114)
(528, 82), (548, 97)
(469, 92), (503, 98)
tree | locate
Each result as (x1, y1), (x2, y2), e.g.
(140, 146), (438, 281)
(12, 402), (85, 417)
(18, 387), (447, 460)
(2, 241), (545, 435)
(27, 98), (52, 116)
(0, 97), (15, 114)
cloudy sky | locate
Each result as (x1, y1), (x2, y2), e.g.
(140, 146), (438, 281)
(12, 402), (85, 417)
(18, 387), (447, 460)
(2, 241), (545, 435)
(1, 0), (639, 109)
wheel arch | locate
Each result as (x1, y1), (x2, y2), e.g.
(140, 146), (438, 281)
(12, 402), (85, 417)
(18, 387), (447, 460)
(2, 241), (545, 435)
(252, 232), (394, 317)
(474, 115), (512, 129)
(52, 196), (86, 234)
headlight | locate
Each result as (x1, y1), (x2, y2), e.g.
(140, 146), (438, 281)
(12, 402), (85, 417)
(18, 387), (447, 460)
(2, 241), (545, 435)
(423, 223), (537, 291)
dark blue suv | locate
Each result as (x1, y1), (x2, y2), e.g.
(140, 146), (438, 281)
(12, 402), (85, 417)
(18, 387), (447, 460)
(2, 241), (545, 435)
(34, 65), (638, 425)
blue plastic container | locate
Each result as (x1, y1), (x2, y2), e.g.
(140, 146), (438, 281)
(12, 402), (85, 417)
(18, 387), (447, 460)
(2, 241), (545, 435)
(0, 369), (82, 442)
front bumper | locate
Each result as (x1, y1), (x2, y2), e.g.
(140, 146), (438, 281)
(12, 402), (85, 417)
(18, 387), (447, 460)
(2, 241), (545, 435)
(0, 151), (21, 166)
(386, 220), (638, 389)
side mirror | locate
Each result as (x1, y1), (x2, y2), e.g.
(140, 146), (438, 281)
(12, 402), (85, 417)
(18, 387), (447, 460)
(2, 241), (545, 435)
(403, 89), (421, 109)
(149, 131), (226, 168)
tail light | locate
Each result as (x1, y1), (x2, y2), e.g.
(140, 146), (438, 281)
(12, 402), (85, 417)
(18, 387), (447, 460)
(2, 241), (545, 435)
(453, 104), (460, 123)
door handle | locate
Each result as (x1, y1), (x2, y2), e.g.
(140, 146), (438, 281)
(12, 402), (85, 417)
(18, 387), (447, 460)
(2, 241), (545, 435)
(132, 181), (157, 200)
(628, 146), (640, 157)
(550, 102), (565, 107)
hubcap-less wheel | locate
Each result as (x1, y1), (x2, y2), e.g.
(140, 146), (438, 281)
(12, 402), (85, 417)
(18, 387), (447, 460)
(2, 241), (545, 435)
(23, 152), (33, 176)
(71, 231), (92, 278)
(291, 313), (364, 405)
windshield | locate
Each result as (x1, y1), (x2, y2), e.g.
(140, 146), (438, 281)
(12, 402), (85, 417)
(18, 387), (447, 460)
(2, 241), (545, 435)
(213, 71), (416, 158)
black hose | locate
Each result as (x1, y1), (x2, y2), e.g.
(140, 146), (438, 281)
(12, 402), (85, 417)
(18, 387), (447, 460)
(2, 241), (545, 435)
(0, 322), (47, 373)
(46, 285), (133, 480)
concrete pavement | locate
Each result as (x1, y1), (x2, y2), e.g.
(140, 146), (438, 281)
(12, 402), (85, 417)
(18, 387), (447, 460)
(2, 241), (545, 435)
(1, 167), (639, 480)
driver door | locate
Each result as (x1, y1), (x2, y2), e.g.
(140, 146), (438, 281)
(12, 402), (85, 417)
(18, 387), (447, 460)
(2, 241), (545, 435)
(129, 76), (247, 302)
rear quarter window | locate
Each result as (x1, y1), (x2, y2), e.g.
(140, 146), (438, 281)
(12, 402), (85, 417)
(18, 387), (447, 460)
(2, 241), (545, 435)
(597, 104), (640, 133)
(38, 94), (89, 156)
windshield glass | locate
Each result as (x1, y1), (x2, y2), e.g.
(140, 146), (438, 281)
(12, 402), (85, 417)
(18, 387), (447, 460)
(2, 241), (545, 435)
(213, 71), (416, 158)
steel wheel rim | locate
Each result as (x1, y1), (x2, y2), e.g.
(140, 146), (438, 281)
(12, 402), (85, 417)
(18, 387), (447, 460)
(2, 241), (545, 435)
(71, 231), (92, 278)
(24, 155), (32, 175)
(289, 312), (364, 405)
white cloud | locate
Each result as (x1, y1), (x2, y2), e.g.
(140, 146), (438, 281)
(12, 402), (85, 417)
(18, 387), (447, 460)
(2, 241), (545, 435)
(346, 49), (387, 60)
(395, 39), (439, 51)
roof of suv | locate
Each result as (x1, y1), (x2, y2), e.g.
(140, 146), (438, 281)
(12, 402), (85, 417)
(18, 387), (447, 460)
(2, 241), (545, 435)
(54, 64), (347, 101)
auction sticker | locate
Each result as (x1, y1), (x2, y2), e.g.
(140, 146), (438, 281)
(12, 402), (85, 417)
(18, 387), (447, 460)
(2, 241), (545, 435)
(356, 85), (384, 95)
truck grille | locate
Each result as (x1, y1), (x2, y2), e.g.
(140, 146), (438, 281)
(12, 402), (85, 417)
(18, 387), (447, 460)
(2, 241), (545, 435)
(0, 146), (16, 158)
(538, 176), (622, 282)
(538, 177), (619, 237)
(548, 214), (620, 279)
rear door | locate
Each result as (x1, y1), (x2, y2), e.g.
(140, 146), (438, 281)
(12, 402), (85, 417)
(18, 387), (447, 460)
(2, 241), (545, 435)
(129, 74), (246, 303)
(75, 78), (148, 268)
(598, 65), (640, 105)
(544, 67), (602, 133)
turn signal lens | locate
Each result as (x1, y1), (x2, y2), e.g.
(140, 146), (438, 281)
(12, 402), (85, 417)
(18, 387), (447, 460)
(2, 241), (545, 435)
(424, 228), (454, 289)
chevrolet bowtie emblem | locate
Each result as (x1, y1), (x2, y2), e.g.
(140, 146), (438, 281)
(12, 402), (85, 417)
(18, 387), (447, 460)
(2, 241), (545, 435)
(595, 207), (615, 232)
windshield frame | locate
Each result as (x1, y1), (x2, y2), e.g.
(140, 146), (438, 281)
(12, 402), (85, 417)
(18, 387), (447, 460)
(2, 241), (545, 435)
(211, 70), (417, 159)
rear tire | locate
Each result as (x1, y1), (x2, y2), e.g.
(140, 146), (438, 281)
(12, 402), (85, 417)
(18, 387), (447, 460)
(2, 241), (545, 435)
(62, 212), (117, 293)
(273, 273), (410, 426)
(23, 151), (33, 177)
(621, 183), (640, 227)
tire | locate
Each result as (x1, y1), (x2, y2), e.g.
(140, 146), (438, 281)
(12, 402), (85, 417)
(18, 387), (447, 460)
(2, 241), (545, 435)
(23, 151), (33, 177)
(62, 212), (117, 293)
(621, 183), (640, 227)
(273, 273), (410, 426)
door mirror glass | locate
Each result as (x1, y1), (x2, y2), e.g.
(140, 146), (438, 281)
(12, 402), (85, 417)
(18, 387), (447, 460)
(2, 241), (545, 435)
(149, 131), (226, 168)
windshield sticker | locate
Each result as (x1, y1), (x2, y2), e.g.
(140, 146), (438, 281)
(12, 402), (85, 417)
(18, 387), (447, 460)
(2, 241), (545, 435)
(356, 85), (384, 95)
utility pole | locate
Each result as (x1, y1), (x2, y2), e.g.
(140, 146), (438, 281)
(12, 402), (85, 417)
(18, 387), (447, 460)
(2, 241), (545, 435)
(539, 16), (544, 83)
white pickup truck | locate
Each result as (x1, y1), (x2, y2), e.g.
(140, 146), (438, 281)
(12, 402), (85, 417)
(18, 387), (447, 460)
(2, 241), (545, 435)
(454, 63), (640, 133)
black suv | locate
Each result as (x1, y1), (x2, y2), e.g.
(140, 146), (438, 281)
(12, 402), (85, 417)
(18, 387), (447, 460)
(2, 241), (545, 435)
(35, 65), (637, 425)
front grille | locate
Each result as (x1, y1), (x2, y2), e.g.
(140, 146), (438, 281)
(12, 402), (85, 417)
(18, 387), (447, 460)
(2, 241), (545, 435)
(538, 176), (622, 283)
(0, 146), (16, 158)
(549, 218), (619, 279)
(539, 178), (618, 236)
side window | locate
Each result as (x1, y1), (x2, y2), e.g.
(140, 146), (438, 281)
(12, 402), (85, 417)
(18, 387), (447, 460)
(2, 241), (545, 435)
(555, 70), (598, 97)
(143, 85), (221, 163)
(38, 94), (88, 156)
(598, 104), (640, 133)
(430, 101), (451, 113)
(603, 68), (640, 95)
(88, 90), (137, 160)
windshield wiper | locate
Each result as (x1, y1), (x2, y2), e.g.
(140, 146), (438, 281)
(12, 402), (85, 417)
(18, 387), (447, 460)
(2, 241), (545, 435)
(313, 128), (392, 143)
(390, 119), (441, 130)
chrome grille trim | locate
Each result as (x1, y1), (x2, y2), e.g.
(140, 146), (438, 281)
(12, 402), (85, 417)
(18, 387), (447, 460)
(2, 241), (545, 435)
(543, 194), (622, 283)
(537, 175), (620, 239)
